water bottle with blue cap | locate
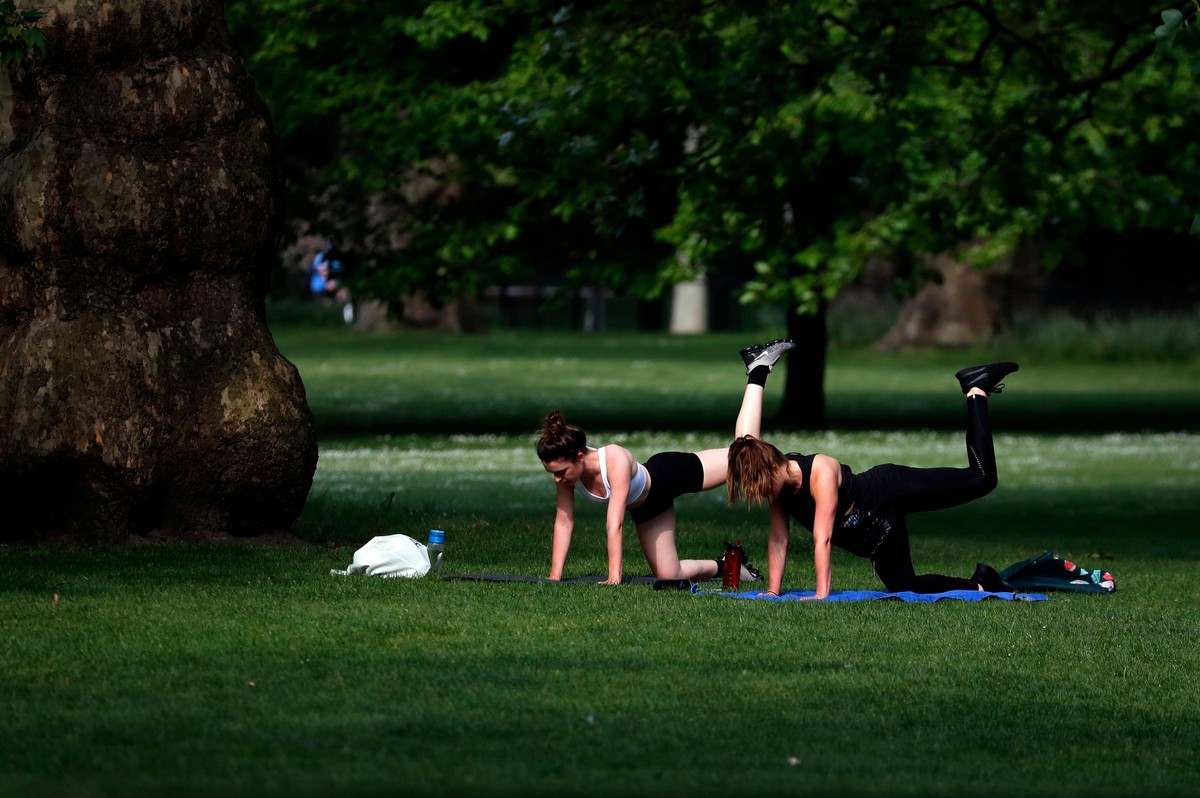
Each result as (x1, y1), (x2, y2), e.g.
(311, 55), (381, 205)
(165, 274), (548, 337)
(427, 529), (445, 576)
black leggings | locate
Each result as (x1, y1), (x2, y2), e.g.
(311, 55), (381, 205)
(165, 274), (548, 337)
(843, 397), (998, 593)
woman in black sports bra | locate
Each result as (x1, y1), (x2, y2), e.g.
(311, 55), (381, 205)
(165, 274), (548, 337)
(727, 362), (1020, 598)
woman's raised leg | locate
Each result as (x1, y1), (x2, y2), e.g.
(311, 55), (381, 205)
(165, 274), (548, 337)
(734, 338), (793, 438)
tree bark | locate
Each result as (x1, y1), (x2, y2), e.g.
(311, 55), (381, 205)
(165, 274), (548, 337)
(777, 300), (827, 430)
(875, 250), (1010, 351)
(0, 0), (317, 543)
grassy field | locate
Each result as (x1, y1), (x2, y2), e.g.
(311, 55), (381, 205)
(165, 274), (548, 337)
(273, 323), (1200, 434)
(3, 324), (1199, 797)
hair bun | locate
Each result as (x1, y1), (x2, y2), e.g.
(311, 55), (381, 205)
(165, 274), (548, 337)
(536, 410), (586, 462)
(541, 410), (566, 437)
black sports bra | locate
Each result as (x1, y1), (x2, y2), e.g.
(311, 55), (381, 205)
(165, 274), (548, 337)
(775, 453), (855, 530)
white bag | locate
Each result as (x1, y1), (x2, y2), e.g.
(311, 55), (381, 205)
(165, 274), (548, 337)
(330, 534), (431, 578)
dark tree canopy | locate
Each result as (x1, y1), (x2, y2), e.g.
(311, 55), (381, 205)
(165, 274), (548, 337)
(229, 1), (1200, 293)
(229, 1), (1200, 425)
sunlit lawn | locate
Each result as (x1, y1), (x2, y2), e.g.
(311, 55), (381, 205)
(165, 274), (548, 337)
(3, 325), (1199, 797)
(275, 325), (1200, 434)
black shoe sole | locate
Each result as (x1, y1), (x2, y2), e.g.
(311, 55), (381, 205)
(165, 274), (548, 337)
(955, 362), (1019, 394)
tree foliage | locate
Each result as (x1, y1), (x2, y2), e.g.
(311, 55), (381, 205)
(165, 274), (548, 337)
(1154, 2), (1198, 53)
(1153, 1), (1200, 233)
(228, 1), (1200, 314)
(1, 1), (45, 66)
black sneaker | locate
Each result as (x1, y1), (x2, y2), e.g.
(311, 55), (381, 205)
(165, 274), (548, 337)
(739, 339), (796, 374)
(954, 362), (1019, 395)
(972, 562), (1014, 593)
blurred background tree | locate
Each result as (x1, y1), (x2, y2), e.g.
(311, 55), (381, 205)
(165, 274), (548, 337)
(227, 1), (1200, 427)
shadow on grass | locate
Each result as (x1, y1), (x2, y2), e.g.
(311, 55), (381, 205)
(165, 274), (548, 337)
(310, 396), (1199, 437)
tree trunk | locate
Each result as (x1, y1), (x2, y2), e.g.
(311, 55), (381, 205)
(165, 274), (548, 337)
(0, 0), (317, 543)
(777, 300), (827, 430)
(874, 249), (1010, 351)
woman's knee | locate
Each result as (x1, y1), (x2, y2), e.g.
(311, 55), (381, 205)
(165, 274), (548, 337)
(967, 444), (998, 495)
(874, 565), (915, 592)
(880, 575), (914, 592)
(638, 524), (684, 579)
(652, 562), (686, 579)
(982, 473), (998, 496)
(970, 470), (998, 498)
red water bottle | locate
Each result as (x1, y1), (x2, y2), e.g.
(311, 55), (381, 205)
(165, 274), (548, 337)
(722, 540), (743, 590)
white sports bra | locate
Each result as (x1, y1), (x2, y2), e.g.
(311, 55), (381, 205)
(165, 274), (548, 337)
(574, 446), (650, 506)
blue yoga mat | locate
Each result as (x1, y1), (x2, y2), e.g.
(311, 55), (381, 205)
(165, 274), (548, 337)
(693, 586), (1049, 602)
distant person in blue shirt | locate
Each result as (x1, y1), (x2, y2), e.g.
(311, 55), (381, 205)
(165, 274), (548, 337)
(309, 240), (343, 298)
(308, 240), (355, 323)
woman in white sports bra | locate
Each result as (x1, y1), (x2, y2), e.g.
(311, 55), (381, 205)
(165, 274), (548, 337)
(536, 339), (794, 584)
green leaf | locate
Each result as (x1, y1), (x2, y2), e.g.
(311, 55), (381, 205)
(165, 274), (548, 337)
(21, 27), (44, 48)
(1190, 215), (1200, 235)
(1154, 8), (1184, 54)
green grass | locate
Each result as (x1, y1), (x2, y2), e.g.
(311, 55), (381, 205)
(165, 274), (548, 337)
(271, 324), (1200, 434)
(3, 324), (1200, 797)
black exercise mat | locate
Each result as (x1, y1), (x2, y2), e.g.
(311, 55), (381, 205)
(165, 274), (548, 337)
(442, 573), (696, 589)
